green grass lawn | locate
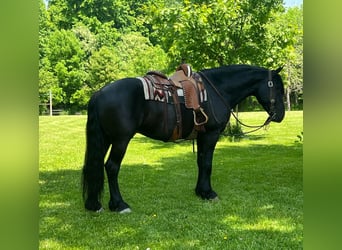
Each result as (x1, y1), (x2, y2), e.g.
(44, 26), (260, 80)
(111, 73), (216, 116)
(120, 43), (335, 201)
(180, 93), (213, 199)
(39, 111), (303, 249)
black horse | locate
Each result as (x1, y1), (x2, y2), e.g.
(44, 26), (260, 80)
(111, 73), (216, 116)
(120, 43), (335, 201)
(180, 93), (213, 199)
(82, 64), (285, 213)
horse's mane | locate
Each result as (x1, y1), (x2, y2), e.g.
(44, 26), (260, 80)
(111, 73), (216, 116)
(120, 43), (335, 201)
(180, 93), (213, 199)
(200, 64), (268, 75)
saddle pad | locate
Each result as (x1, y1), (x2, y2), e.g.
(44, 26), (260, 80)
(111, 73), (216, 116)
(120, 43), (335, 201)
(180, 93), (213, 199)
(137, 76), (207, 105)
(137, 76), (183, 104)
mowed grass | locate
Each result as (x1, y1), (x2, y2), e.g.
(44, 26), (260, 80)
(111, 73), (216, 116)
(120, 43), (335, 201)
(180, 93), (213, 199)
(39, 111), (303, 249)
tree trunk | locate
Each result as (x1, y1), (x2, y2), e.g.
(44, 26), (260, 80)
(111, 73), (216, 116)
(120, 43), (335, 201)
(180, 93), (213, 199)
(235, 104), (239, 126)
(286, 62), (291, 111)
(286, 86), (291, 111)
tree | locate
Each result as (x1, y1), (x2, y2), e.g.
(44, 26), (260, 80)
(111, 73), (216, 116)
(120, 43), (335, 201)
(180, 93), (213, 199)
(264, 6), (303, 110)
(72, 23), (97, 59)
(112, 32), (168, 77)
(43, 29), (88, 110)
(86, 46), (120, 90)
(39, 0), (60, 113)
(47, 0), (140, 31)
(144, 0), (303, 110)
(86, 32), (168, 91)
(285, 6), (303, 110)
(39, 0), (302, 113)
(145, 0), (284, 70)
(94, 21), (120, 48)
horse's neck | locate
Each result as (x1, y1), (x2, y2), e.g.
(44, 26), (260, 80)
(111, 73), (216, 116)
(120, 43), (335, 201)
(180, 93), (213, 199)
(218, 75), (260, 108)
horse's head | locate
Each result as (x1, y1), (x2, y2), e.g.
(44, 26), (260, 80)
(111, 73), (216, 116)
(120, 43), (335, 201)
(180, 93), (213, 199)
(255, 67), (285, 123)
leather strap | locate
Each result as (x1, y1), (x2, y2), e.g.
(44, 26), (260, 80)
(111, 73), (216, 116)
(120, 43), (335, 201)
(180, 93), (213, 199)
(170, 88), (182, 141)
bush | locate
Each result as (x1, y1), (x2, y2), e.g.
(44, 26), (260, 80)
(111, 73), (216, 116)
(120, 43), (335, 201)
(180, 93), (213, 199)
(222, 122), (244, 142)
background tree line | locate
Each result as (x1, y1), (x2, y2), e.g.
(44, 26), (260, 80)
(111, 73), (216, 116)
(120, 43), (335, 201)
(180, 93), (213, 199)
(39, 0), (302, 114)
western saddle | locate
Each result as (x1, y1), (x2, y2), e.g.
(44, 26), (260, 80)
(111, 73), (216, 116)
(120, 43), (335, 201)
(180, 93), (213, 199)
(144, 63), (208, 141)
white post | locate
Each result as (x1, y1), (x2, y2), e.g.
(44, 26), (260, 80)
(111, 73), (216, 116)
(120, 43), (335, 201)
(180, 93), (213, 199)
(49, 89), (52, 116)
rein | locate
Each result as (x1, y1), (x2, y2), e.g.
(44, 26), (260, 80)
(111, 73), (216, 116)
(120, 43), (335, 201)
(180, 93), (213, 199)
(198, 70), (276, 135)
(230, 111), (272, 134)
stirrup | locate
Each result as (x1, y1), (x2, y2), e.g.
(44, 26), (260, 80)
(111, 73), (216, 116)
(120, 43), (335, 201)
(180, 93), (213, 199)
(193, 107), (208, 126)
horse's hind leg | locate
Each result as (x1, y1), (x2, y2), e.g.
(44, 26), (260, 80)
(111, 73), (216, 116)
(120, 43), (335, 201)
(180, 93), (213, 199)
(82, 139), (110, 212)
(105, 138), (131, 213)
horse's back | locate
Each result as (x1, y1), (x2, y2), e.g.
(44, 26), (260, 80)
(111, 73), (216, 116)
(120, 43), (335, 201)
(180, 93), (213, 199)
(99, 77), (143, 98)
(94, 78), (145, 137)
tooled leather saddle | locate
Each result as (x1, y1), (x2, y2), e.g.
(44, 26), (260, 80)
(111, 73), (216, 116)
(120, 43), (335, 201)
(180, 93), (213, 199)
(138, 64), (208, 141)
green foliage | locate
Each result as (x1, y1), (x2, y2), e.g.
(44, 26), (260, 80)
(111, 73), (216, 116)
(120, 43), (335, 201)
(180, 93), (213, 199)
(72, 23), (97, 58)
(46, 29), (85, 68)
(146, 0), (285, 70)
(47, 0), (143, 31)
(113, 32), (168, 77)
(39, 9), (167, 109)
(85, 32), (168, 91)
(39, 0), (303, 113)
(86, 46), (119, 89)
(41, 29), (88, 109)
(39, 111), (303, 249)
(222, 122), (244, 142)
(39, 68), (63, 102)
(94, 21), (120, 48)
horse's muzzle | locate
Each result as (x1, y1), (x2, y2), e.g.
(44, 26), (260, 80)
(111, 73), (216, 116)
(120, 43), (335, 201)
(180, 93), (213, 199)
(270, 110), (285, 123)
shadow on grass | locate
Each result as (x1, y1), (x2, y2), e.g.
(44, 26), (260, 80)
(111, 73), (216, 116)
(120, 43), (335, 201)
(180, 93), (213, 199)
(131, 135), (196, 151)
(39, 141), (302, 249)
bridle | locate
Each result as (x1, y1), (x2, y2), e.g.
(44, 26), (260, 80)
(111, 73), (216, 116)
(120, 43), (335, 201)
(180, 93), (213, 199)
(198, 69), (277, 135)
(268, 69), (276, 119)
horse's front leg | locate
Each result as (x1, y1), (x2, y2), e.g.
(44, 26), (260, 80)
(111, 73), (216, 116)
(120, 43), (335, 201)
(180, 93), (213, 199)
(195, 132), (220, 200)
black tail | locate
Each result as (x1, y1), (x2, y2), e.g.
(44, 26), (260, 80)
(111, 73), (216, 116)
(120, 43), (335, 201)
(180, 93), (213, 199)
(81, 92), (106, 211)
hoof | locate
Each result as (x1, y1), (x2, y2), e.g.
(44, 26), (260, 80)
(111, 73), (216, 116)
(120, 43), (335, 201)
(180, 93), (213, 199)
(109, 200), (131, 213)
(119, 208), (132, 214)
(209, 196), (220, 202)
(96, 207), (105, 213)
(195, 189), (218, 200)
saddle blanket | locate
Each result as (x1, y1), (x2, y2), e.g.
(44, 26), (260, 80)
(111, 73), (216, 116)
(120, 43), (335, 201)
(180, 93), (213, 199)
(137, 76), (207, 105)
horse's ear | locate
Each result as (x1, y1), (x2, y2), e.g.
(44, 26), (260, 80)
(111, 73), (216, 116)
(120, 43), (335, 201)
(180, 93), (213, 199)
(274, 66), (284, 73)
